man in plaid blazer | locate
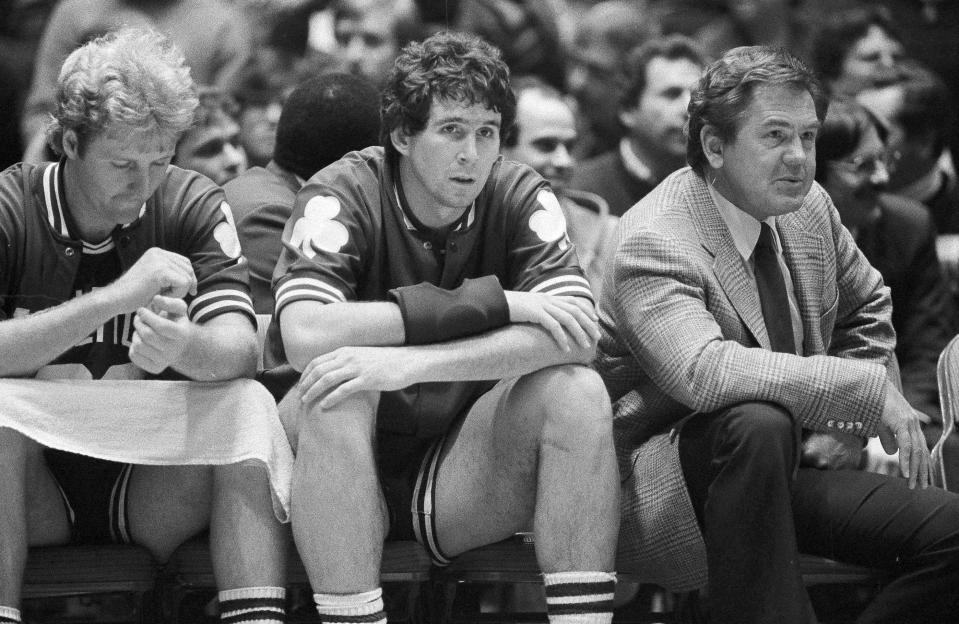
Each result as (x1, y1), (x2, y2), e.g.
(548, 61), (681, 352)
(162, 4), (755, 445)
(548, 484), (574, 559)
(596, 46), (959, 623)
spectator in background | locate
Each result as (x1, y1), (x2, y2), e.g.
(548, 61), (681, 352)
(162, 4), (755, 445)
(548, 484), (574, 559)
(502, 75), (618, 298)
(232, 62), (297, 171)
(815, 98), (955, 445)
(858, 63), (959, 235)
(173, 89), (248, 187)
(451, 0), (567, 90)
(328, 0), (422, 86)
(571, 35), (705, 217)
(0, 0), (56, 170)
(565, 0), (660, 160)
(20, 0), (253, 163)
(811, 7), (907, 98)
(650, 0), (793, 59)
(225, 72), (381, 316)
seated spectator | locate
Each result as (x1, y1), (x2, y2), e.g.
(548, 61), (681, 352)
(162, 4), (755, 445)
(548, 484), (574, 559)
(502, 75), (617, 298)
(811, 6), (908, 97)
(266, 31), (619, 624)
(173, 89), (248, 187)
(858, 63), (959, 234)
(326, 0), (422, 87)
(650, 0), (792, 59)
(225, 72), (380, 315)
(451, 0), (566, 89)
(232, 61), (294, 171)
(571, 34), (706, 217)
(20, 0), (252, 163)
(815, 97), (956, 444)
(565, 0), (660, 160)
(0, 28), (287, 623)
(596, 45), (959, 622)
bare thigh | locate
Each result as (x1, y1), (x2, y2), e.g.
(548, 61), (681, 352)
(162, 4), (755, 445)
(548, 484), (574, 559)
(126, 464), (214, 562)
(0, 428), (72, 546)
(433, 376), (545, 556)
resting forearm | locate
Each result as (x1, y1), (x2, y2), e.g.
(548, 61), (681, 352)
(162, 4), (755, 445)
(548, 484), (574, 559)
(169, 319), (257, 381)
(0, 288), (121, 377)
(401, 323), (595, 385)
(282, 301), (406, 371)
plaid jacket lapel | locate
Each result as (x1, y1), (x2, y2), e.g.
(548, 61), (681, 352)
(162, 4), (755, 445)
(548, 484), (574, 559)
(686, 176), (771, 350)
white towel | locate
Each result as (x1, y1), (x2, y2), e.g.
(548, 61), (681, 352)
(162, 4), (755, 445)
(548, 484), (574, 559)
(0, 378), (293, 522)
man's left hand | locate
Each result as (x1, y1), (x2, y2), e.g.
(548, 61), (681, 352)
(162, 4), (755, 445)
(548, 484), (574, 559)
(298, 346), (412, 409)
(128, 295), (192, 374)
(801, 431), (864, 470)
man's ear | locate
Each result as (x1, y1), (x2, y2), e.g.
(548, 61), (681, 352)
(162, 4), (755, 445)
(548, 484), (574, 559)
(390, 126), (411, 157)
(61, 129), (80, 159)
(700, 125), (724, 169)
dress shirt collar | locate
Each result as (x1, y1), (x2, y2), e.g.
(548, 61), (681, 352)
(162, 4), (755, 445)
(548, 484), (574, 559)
(707, 181), (781, 261)
(619, 138), (654, 185)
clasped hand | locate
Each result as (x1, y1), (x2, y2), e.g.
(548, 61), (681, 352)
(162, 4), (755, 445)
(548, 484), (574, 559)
(128, 295), (192, 374)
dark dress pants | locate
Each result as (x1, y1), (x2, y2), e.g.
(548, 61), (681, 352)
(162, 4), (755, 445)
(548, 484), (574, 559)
(679, 401), (959, 624)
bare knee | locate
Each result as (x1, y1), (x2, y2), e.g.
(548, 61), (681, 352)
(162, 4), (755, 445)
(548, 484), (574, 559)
(519, 365), (613, 450)
(293, 391), (379, 459)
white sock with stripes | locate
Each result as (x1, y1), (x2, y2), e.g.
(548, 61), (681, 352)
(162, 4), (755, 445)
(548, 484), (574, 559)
(0, 606), (20, 623)
(544, 571), (617, 624)
(218, 586), (286, 623)
(314, 587), (387, 624)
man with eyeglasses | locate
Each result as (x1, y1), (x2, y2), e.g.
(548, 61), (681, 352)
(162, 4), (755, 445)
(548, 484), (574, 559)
(816, 98), (958, 471)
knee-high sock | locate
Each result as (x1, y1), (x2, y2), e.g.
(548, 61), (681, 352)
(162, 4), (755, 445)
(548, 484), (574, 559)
(544, 571), (617, 624)
(314, 587), (386, 624)
(218, 587), (286, 623)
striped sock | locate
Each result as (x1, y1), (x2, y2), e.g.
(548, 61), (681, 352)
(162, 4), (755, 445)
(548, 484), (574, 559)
(0, 607), (20, 623)
(218, 586), (286, 623)
(314, 587), (387, 624)
(544, 571), (617, 624)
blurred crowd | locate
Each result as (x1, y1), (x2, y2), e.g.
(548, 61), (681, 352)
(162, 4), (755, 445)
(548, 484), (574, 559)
(1, 1), (957, 179)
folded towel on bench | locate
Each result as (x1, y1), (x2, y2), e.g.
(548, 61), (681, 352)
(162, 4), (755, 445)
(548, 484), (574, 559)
(0, 378), (293, 522)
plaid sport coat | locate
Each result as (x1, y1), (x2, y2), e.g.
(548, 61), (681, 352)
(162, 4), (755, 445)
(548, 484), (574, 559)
(595, 167), (897, 591)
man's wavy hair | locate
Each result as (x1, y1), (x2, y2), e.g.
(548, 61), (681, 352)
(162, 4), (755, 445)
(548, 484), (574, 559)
(47, 27), (198, 157)
(380, 31), (515, 161)
(686, 46), (828, 177)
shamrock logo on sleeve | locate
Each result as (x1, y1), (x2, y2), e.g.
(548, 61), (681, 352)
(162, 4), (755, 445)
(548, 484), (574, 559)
(213, 202), (242, 259)
(289, 195), (350, 258)
(528, 189), (569, 250)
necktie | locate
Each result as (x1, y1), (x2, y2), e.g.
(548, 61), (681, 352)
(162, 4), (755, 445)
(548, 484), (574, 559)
(754, 223), (796, 354)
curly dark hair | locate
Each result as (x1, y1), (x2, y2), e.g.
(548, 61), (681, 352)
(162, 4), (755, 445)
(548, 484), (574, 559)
(380, 30), (515, 161)
(686, 46), (827, 177)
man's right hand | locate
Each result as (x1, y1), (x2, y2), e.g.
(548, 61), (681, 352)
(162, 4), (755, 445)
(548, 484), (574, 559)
(878, 378), (931, 489)
(503, 291), (599, 351)
(109, 248), (198, 312)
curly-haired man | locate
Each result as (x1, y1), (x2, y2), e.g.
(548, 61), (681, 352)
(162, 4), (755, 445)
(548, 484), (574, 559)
(265, 30), (619, 624)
